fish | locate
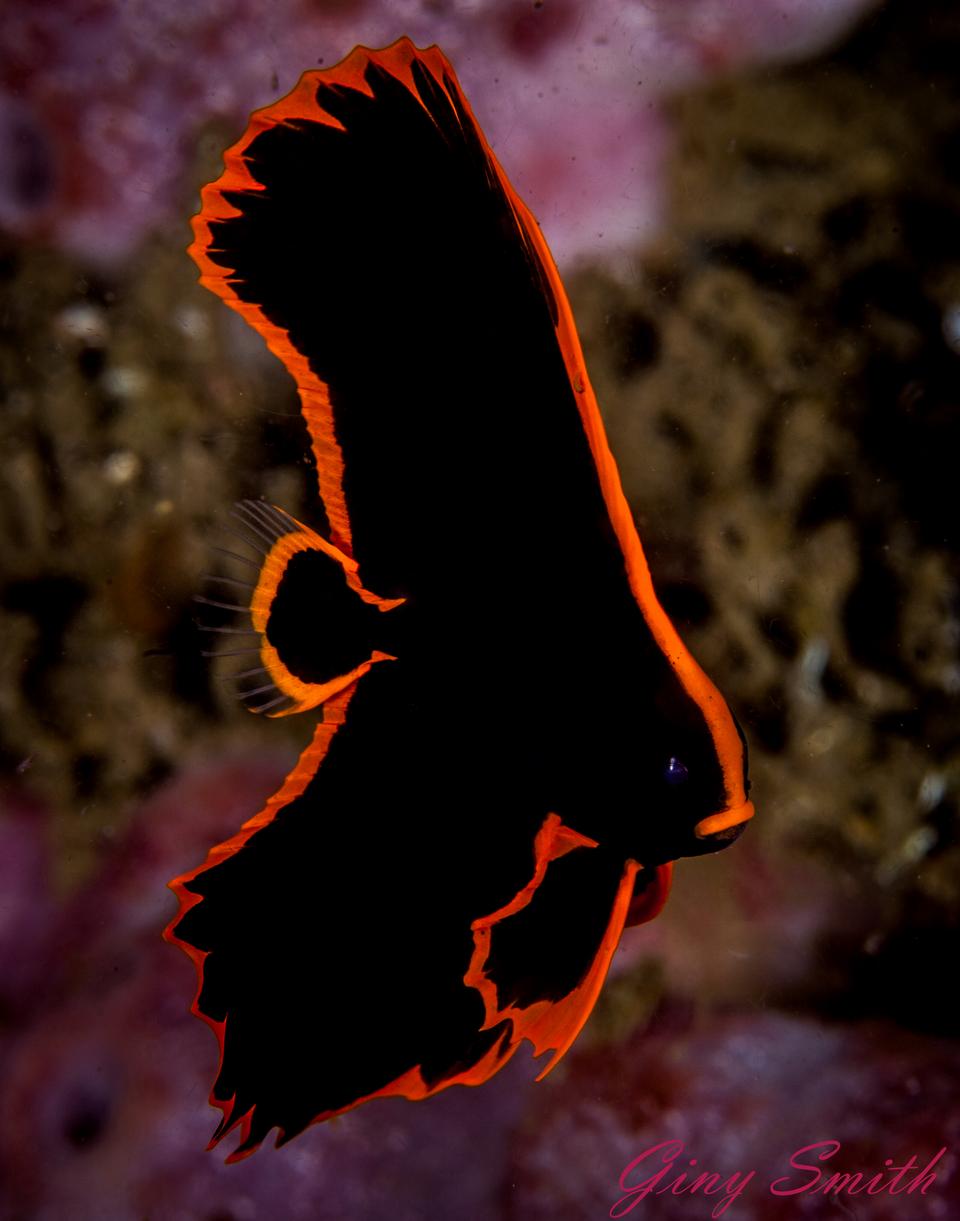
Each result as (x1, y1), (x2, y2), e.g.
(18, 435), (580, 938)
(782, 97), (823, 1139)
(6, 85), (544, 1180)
(165, 37), (753, 1162)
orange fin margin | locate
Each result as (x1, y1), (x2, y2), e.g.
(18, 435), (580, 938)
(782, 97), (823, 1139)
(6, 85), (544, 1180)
(189, 39), (464, 562)
(164, 687), (356, 1155)
(243, 504), (400, 717)
(163, 684), (502, 1161)
(174, 36), (752, 1158)
(190, 35), (745, 796)
(464, 812), (640, 1080)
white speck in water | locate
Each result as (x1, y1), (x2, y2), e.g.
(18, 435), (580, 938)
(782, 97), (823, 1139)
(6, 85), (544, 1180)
(918, 771), (946, 811)
(172, 303), (210, 341)
(941, 663), (960, 695)
(876, 825), (937, 885)
(797, 635), (829, 701)
(55, 302), (109, 345)
(943, 304), (960, 353)
(863, 931), (883, 955)
(806, 724), (837, 756)
(902, 825), (937, 865)
(101, 365), (147, 398)
(103, 450), (141, 484)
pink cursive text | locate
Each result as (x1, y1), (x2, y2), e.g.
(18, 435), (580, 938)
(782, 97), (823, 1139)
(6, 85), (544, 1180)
(612, 1139), (949, 1218)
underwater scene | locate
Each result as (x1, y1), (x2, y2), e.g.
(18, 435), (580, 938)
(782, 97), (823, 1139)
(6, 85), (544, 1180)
(1, 0), (959, 1218)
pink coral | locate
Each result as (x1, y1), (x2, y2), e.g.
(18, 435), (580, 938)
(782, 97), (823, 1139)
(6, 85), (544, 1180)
(508, 1007), (960, 1220)
(0, 790), (55, 1017)
(1, 0), (875, 266)
(0, 916), (535, 1220)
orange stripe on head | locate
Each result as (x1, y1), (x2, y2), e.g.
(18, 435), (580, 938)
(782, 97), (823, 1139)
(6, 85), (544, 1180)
(430, 58), (751, 820)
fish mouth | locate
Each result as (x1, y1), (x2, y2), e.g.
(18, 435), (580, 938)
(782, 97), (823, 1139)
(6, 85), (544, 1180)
(625, 861), (673, 928)
(624, 802), (753, 927)
(694, 799), (755, 844)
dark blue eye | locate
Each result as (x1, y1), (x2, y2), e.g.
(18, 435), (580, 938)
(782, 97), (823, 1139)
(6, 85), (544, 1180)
(665, 756), (689, 786)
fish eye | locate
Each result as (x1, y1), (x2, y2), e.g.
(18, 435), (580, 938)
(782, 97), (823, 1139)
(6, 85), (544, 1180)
(665, 756), (689, 786)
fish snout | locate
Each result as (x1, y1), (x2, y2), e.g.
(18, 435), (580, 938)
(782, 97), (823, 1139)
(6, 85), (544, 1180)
(691, 800), (755, 853)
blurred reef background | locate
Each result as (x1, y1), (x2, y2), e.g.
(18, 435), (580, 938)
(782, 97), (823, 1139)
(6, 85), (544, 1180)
(1, 0), (959, 1217)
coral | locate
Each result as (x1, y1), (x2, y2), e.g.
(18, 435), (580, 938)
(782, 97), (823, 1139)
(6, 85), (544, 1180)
(507, 1007), (960, 1219)
(0, 910), (533, 1221)
(0, 790), (54, 1018)
(0, 0), (873, 266)
(1, 1), (959, 1215)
